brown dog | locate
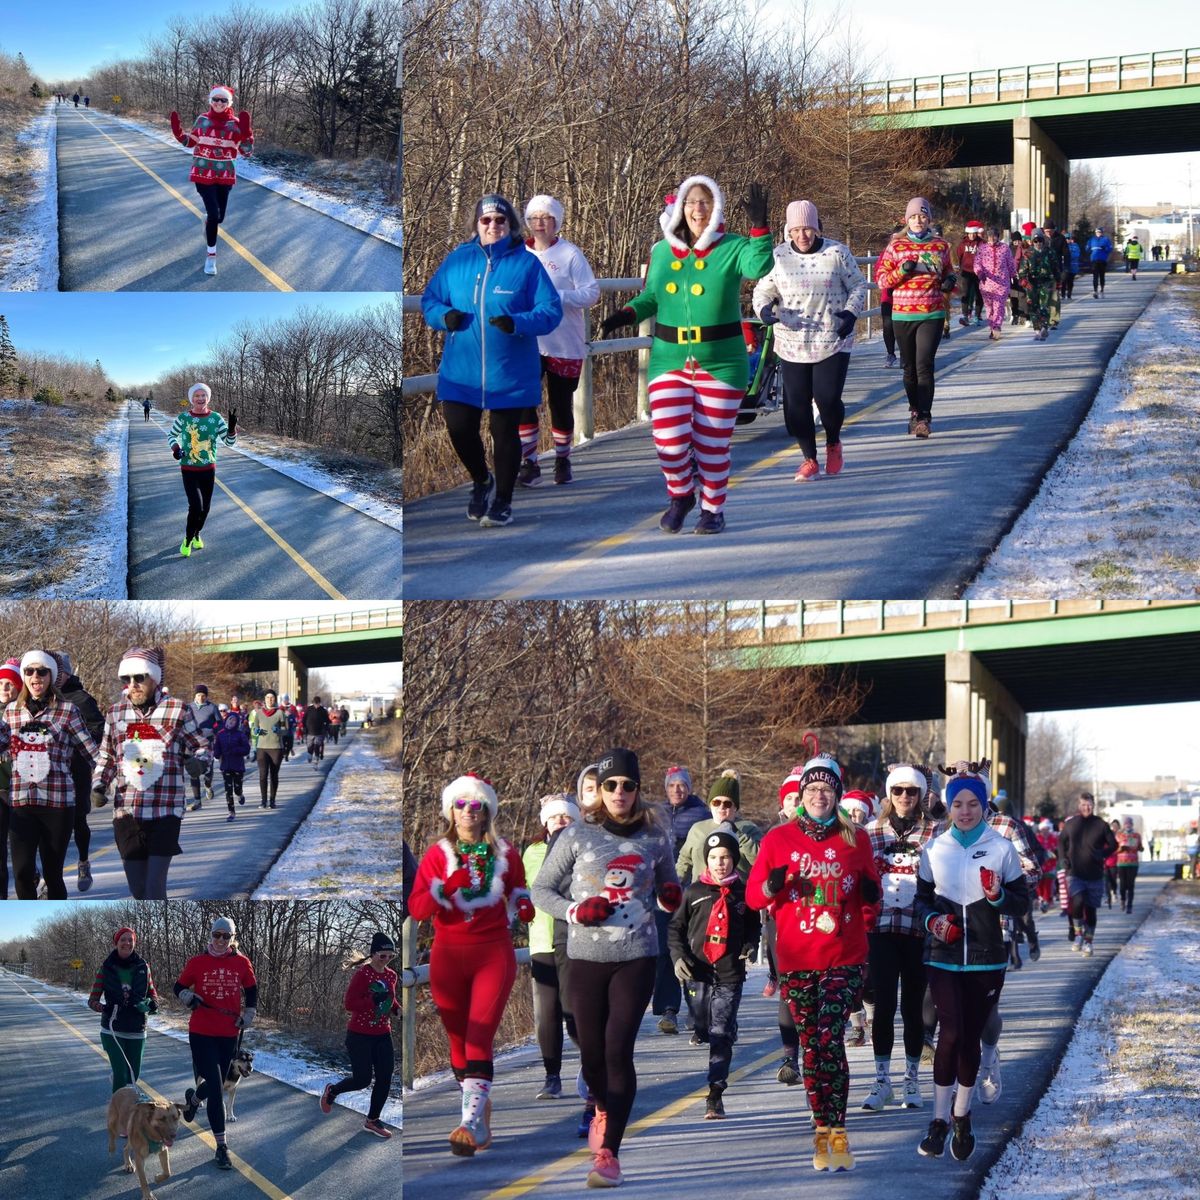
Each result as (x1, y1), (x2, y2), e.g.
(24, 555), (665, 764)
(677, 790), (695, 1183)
(106, 1085), (182, 1200)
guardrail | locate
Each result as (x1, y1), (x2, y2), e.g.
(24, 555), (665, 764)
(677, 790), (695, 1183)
(196, 607), (403, 644)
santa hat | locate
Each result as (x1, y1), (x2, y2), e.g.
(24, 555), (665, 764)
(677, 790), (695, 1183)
(885, 764), (927, 796)
(964, 220), (984, 234)
(441, 773), (497, 820)
(1020, 221), (1038, 237)
(524, 194), (564, 229)
(660, 174), (726, 253)
(188, 382), (212, 407)
(840, 789), (875, 823)
(604, 853), (642, 874)
(118, 647), (165, 685)
(539, 793), (580, 827)
(20, 650), (57, 678)
(209, 85), (234, 104)
(779, 762), (806, 806)
(0, 658), (23, 691)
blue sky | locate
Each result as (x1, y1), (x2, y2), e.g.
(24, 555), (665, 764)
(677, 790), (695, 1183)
(0, 901), (84, 942)
(1, 293), (394, 390)
(3, 1), (308, 82)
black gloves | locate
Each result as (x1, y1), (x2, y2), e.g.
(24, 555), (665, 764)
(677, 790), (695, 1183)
(833, 310), (857, 339)
(488, 315), (515, 334)
(227, 408), (237, 435)
(744, 182), (769, 229)
(765, 865), (788, 896)
(443, 309), (465, 332)
(758, 299), (778, 326)
(941, 273), (957, 293)
(899, 259), (918, 276)
(600, 307), (636, 337)
(171, 444), (182, 461)
(860, 875), (882, 904)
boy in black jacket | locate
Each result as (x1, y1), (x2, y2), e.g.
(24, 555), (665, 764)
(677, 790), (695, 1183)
(668, 827), (761, 1119)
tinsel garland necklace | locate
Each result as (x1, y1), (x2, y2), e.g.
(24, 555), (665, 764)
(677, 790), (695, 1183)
(455, 839), (495, 898)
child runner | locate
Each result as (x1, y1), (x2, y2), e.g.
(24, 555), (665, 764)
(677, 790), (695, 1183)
(214, 709), (251, 818)
(167, 384), (236, 558)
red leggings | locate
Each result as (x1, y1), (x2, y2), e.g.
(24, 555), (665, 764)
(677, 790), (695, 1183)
(429, 934), (517, 1076)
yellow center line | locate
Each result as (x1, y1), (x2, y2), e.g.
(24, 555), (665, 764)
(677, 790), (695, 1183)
(5, 973), (296, 1200)
(77, 111), (293, 292)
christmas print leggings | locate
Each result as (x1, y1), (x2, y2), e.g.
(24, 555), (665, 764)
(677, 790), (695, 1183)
(180, 467), (216, 542)
(780, 353), (849, 462)
(327, 1030), (395, 1120)
(441, 401), (522, 506)
(429, 933), (517, 1073)
(195, 183), (231, 248)
(926, 967), (1005, 1089)
(892, 319), (943, 421)
(781, 963), (865, 1126)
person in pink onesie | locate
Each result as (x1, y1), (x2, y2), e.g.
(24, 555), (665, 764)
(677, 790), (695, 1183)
(973, 229), (1016, 340)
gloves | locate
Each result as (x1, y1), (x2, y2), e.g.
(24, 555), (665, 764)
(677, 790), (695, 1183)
(980, 867), (1002, 900)
(941, 273), (957, 293)
(488, 315), (515, 334)
(91, 785), (108, 809)
(743, 182), (769, 229)
(929, 914), (963, 944)
(860, 876), (881, 904)
(443, 309), (465, 332)
(658, 882), (682, 913)
(238, 110), (252, 140)
(899, 259), (918, 276)
(227, 408), (238, 436)
(178, 988), (201, 1010)
(758, 299), (778, 326)
(514, 895), (535, 923)
(673, 958), (693, 982)
(369, 979), (389, 997)
(169, 111), (184, 142)
(833, 310), (857, 339)
(134, 997), (152, 1014)
(568, 896), (615, 926)
(764, 865), (788, 897)
(88, 998), (102, 1013)
(862, 906), (879, 934)
(441, 867), (471, 897)
(172, 444), (182, 461)
(237, 1007), (256, 1030)
(599, 307), (636, 337)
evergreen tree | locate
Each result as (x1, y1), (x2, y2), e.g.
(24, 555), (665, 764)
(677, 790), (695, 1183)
(0, 315), (17, 398)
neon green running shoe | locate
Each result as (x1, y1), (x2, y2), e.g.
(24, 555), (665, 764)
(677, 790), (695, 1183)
(190, 535), (204, 551)
(179, 539), (192, 558)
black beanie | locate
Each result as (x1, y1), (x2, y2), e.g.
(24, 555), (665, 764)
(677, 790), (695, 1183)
(704, 826), (740, 868)
(370, 932), (396, 955)
(596, 747), (640, 786)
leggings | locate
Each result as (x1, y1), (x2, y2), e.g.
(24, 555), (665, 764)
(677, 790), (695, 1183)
(328, 1030), (395, 1120)
(880, 301), (895, 356)
(1092, 261), (1107, 293)
(222, 770), (245, 808)
(123, 856), (172, 900)
(180, 468), (216, 542)
(647, 364), (743, 513)
(429, 934), (517, 1073)
(102, 1031), (145, 1092)
(1118, 864), (1138, 908)
(9, 805), (72, 899)
(892, 319), (943, 421)
(781, 963), (864, 1126)
(778, 991), (800, 1054)
(73, 791), (92, 861)
(441, 401), (522, 506)
(258, 749), (282, 802)
(195, 183), (231, 248)
(569, 956), (656, 1155)
(926, 968), (1005, 1089)
(1063, 271), (1076, 298)
(780, 353), (849, 461)
(867, 932), (927, 1060)
(518, 362), (579, 459)
(0, 799), (9, 898)
(531, 952), (577, 1076)
(188, 1032), (237, 1136)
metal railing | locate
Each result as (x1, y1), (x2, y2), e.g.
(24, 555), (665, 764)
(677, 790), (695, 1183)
(196, 607), (402, 644)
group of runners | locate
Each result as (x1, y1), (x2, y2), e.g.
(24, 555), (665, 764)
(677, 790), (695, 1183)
(409, 757), (1148, 1188)
(421, 182), (1149, 534)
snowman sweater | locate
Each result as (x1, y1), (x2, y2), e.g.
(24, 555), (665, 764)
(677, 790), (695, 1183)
(865, 814), (944, 937)
(168, 411), (236, 470)
(176, 108), (252, 187)
(4, 699), (98, 808)
(531, 816), (678, 963)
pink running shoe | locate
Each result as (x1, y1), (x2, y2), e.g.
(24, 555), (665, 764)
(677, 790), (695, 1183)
(825, 443), (844, 476)
(795, 458), (820, 482)
(587, 1148), (622, 1188)
(588, 1106), (608, 1153)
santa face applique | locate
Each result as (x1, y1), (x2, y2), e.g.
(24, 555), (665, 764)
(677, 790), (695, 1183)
(12, 722), (54, 788)
(120, 722), (167, 793)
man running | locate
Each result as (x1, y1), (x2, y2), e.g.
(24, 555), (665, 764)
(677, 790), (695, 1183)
(185, 685), (221, 810)
(1057, 792), (1118, 957)
(303, 695), (330, 766)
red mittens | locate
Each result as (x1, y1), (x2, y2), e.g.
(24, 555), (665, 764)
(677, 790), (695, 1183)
(570, 896), (615, 926)
(514, 896), (535, 923)
(862, 906), (879, 934)
(658, 882), (682, 913)
(170, 111), (184, 142)
(441, 868), (471, 897)
(929, 914), (963, 944)
(980, 867), (1001, 900)
(238, 110), (253, 140)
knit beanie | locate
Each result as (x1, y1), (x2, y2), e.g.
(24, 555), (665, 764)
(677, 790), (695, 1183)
(113, 927), (136, 946)
(707, 769), (740, 807)
(475, 193), (520, 232)
(48, 650), (73, 689)
(905, 197), (932, 220)
(539, 793), (581, 826)
(194, 683), (209, 696)
(664, 764), (692, 791)
(369, 932), (396, 955)
(785, 200), (820, 231)
(704, 826), (740, 869)
(211, 916), (236, 935)
(118, 647), (165, 685)
(441, 773), (498, 820)
(524, 194), (564, 230)
(597, 747), (640, 787)
(779, 762), (806, 806)
(0, 658), (21, 692)
(946, 775), (988, 806)
(800, 753), (843, 800)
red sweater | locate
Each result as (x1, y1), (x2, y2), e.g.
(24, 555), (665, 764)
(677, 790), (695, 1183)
(408, 837), (528, 946)
(875, 234), (955, 320)
(747, 820), (879, 971)
(177, 108), (252, 186)
(176, 950), (257, 1037)
(344, 963), (399, 1035)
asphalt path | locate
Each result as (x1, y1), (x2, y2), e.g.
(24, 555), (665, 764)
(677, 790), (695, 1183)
(56, 107), (402, 292)
(404, 265), (1168, 599)
(403, 866), (1172, 1199)
(69, 733), (352, 900)
(128, 412), (400, 599)
(0, 970), (397, 1200)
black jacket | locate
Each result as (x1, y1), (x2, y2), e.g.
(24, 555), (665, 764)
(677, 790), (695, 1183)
(60, 675), (104, 803)
(1059, 815), (1118, 881)
(303, 705), (330, 737)
(667, 875), (760, 985)
(95, 950), (157, 1034)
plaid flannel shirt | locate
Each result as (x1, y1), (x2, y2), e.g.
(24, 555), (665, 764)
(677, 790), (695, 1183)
(4, 700), (99, 809)
(866, 814), (945, 936)
(93, 695), (210, 820)
(987, 812), (1042, 885)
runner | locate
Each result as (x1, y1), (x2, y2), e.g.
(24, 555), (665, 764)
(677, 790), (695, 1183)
(249, 691), (288, 809)
(328, 705), (343, 745)
(1017, 231), (1059, 341)
(214, 709), (251, 819)
(1116, 817), (1143, 913)
(954, 220), (985, 327)
(169, 86), (253, 275)
(166, 383), (237, 558)
(176, 916), (259, 1171)
(1104, 819), (1121, 909)
(1041, 221), (1069, 327)
(408, 774), (533, 1157)
(186, 684), (220, 810)
(280, 695), (297, 760)
(769, 764), (805, 1079)
(1058, 791), (1118, 956)
(319, 932), (400, 1139)
(1086, 227), (1113, 297)
(303, 695), (330, 766)
(530, 748), (681, 1188)
(1123, 236), (1143, 279)
(88, 926), (159, 1092)
(0, 658), (19, 899)
(973, 228), (1016, 341)
(142, 397), (152, 422)
(1034, 818), (1059, 911)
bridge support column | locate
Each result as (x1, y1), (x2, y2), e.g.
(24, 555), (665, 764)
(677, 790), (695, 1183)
(279, 644), (307, 703)
(945, 651), (1028, 810)
(1012, 117), (1069, 232)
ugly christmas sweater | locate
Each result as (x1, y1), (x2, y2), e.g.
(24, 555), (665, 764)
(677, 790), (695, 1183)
(408, 837), (529, 945)
(177, 108), (252, 186)
(526, 236), (601, 362)
(4, 699), (98, 809)
(175, 949), (258, 1037)
(874, 232), (956, 321)
(343, 962), (399, 1035)
(168, 411), (236, 469)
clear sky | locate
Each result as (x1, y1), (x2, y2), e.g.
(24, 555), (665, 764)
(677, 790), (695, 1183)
(0, 293), (395, 391)
(0, 901), (86, 942)
(2, 1), (308, 83)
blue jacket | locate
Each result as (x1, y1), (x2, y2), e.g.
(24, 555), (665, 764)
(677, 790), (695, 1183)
(422, 235), (563, 410)
(1085, 235), (1112, 265)
(1068, 241), (1081, 270)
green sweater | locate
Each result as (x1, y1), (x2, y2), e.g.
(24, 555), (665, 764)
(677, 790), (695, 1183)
(168, 411), (236, 468)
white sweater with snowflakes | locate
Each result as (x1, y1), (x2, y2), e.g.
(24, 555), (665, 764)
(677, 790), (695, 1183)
(526, 237), (600, 361)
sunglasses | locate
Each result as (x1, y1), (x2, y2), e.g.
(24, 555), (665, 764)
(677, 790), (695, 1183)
(211, 98), (230, 104)
(710, 799), (735, 808)
(22, 667), (51, 678)
(453, 798), (485, 812)
(212, 932), (232, 940)
(890, 786), (921, 797)
(119, 673), (151, 684)
(478, 215), (508, 226)
(601, 779), (638, 794)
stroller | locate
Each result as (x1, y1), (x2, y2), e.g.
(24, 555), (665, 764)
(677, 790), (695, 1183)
(735, 318), (783, 425)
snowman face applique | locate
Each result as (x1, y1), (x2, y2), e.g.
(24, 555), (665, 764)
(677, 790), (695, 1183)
(120, 721), (167, 792)
(12, 722), (55, 787)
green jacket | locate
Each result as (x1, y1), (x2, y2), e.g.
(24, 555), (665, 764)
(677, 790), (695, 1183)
(522, 839), (555, 956)
(676, 815), (763, 885)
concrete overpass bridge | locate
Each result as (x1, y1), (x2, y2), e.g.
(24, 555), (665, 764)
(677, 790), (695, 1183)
(197, 606), (402, 701)
(859, 47), (1200, 228)
(723, 599), (1200, 806)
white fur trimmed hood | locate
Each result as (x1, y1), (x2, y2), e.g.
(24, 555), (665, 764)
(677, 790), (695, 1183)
(432, 837), (517, 915)
(659, 174), (726, 254)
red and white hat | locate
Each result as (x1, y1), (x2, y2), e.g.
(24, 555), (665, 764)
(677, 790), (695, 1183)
(118, 647), (165, 686)
(209, 85), (234, 104)
(841, 789), (876, 822)
(20, 650), (58, 677)
(965, 220), (984, 234)
(779, 762), (806, 806)
(441, 773), (497, 820)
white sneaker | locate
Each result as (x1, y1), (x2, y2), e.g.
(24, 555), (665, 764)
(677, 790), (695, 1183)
(204, 255), (217, 275)
(900, 1074), (924, 1108)
(860, 1078), (894, 1111)
(977, 1055), (1002, 1104)
(1072, 935), (1083, 952)
(1082, 940), (1094, 957)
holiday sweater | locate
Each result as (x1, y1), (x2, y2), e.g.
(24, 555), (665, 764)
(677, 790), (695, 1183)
(667, 873), (760, 985)
(174, 949), (258, 1037)
(675, 816), (763, 885)
(343, 963), (399, 1035)
(973, 243), (1016, 300)
(176, 108), (252, 187)
(5, 699), (98, 809)
(168, 411), (236, 469)
(408, 837), (529, 946)
(526, 237), (600, 361)
(746, 815), (880, 972)
(89, 950), (158, 1037)
(865, 812), (944, 937)
(1115, 831), (1143, 866)
(874, 232), (956, 321)
(750, 237), (869, 364)
(531, 815), (678, 963)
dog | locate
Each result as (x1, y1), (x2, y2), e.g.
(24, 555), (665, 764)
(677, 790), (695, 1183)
(106, 1085), (182, 1200)
(223, 1049), (255, 1121)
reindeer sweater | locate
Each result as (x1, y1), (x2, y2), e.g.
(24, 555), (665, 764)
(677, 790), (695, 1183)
(167, 411), (236, 469)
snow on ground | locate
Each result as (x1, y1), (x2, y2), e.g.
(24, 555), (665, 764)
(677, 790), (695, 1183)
(967, 279), (1200, 598)
(1, 966), (402, 1128)
(980, 882), (1200, 1199)
(252, 732), (401, 899)
(0, 100), (60, 290)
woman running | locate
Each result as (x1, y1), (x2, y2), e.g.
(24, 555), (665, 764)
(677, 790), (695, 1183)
(531, 748), (681, 1188)
(1115, 818), (1143, 914)
(176, 916), (258, 1172)
(170, 86), (253, 275)
(747, 753), (881, 1173)
(0, 658), (19, 899)
(248, 691), (287, 809)
(320, 932), (399, 1138)
(600, 176), (772, 534)
(408, 774), (533, 1156)
(88, 926), (159, 1092)
(167, 383), (237, 558)
(973, 228), (1016, 341)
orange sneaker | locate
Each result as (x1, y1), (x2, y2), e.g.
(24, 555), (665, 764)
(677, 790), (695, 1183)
(795, 458), (820, 482)
(825, 443), (844, 475)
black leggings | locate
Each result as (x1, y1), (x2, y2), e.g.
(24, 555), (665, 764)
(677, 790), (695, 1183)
(1063, 271), (1076, 298)
(189, 1033), (237, 1136)
(0, 799), (9, 899)
(892, 319), (943, 420)
(880, 301), (895, 356)
(441, 401), (522, 506)
(72, 791), (92, 861)
(867, 932), (927, 1060)
(531, 952), (577, 1075)
(926, 968), (1005, 1089)
(181, 468), (216, 542)
(258, 749), (282, 802)
(780, 352), (850, 460)
(195, 183), (231, 248)
(328, 1031), (395, 1121)
(1092, 261), (1107, 293)
(778, 992), (800, 1054)
(518, 362), (579, 445)
(1118, 864), (1138, 908)
(9, 805), (72, 899)
(568, 956), (655, 1155)
(960, 273), (982, 318)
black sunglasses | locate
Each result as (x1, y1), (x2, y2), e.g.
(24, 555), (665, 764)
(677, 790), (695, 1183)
(119, 674), (150, 684)
(22, 667), (51, 678)
(890, 786), (921, 797)
(602, 779), (638, 794)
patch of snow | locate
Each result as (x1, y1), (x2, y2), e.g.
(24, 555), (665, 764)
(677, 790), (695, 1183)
(0, 100), (60, 290)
